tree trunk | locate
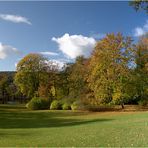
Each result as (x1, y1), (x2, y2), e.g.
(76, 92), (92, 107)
(121, 103), (124, 109)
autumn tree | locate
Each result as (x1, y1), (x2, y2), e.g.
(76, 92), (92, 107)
(15, 53), (55, 99)
(38, 60), (59, 98)
(87, 33), (133, 107)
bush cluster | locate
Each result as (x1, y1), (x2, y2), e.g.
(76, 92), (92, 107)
(26, 97), (50, 110)
(62, 103), (71, 110)
(26, 97), (121, 111)
(50, 100), (61, 110)
(26, 97), (87, 111)
(71, 101), (85, 110)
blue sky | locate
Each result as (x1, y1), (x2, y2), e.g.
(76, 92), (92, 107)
(0, 1), (147, 71)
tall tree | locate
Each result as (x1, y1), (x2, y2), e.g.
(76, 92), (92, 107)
(133, 37), (148, 101)
(68, 56), (88, 100)
(54, 70), (69, 100)
(87, 33), (133, 106)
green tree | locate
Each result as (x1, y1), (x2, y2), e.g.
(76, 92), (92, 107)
(0, 74), (9, 104)
(133, 37), (148, 101)
(67, 56), (88, 100)
(15, 53), (52, 99)
(54, 70), (69, 100)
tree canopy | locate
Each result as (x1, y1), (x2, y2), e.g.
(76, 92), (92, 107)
(1, 34), (148, 108)
(129, 0), (148, 14)
(15, 53), (57, 98)
(87, 33), (133, 106)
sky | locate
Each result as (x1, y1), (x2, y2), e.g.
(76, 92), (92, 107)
(0, 1), (147, 71)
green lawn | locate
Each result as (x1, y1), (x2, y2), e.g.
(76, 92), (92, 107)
(1, 104), (148, 147)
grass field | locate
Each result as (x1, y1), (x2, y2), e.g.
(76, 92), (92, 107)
(1, 104), (148, 147)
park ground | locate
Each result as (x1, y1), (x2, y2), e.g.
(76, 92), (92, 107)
(1, 104), (148, 147)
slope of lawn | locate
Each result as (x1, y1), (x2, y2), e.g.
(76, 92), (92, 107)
(0, 104), (148, 147)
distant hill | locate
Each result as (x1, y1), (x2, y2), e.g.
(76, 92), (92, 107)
(0, 71), (16, 78)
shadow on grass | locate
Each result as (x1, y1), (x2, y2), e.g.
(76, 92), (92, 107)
(0, 104), (26, 109)
(0, 104), (114, 129)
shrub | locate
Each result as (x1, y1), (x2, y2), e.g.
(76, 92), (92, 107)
(25, 103), (29, 108)
(62, 103), (71, 110)
(26, 97), (50, 110)
(50, 100), (61, 110)
(71, 101), (85, 111)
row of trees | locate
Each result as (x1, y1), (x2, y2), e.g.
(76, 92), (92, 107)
(0, 72), (24, 104)
(0, 0), (147, 106)
(2, 33), (144, 108)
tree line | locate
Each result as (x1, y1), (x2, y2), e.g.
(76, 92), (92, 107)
(0, 33), (147, 108)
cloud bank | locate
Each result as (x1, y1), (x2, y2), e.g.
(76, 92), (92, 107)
(0, 43), (19, 59)
(0, 14), (32, 25)
(134, 20), (148, 37)
(52, 33), (96, 59)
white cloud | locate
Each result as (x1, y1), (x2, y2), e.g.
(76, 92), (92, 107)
(134, 20), (148, 37)
(49, 58), (72, 70)
(52, 33), (96, 59)
(0, 14), (32, 25)
(50, 59), (65, 69)
(39, 51), (59, 56)
(0, 43), (20, 59)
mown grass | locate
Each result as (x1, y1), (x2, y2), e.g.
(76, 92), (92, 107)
(0, 104), (148, 147)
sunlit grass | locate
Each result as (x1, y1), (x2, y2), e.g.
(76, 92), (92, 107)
(0, 104), (148, 147)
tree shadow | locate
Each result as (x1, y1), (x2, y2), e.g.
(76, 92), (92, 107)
(0, 105), (114, 129)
